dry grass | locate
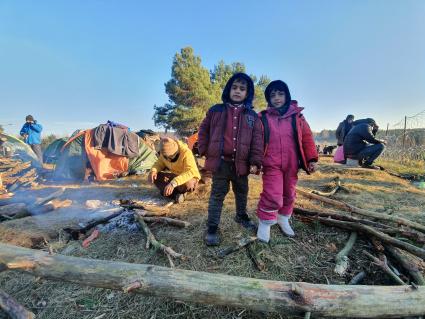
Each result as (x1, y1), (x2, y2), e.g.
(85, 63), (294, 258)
(1, 157), (425, 318)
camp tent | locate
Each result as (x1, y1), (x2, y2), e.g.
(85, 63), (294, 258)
(53, 128), (157, 181)
(0, 133), (41, 168)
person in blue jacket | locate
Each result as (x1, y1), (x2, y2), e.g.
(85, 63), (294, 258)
(20, 115), (43, 162)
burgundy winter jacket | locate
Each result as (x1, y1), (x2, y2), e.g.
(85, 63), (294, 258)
(198, 103), (264, 176)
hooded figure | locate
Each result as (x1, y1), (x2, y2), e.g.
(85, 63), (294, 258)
(343, 118), (385, 168)
(336, 114), (354, 146)
(255, 80), (318, 242)
(198, 72), (264, 246)
(20, 115), (43, 162)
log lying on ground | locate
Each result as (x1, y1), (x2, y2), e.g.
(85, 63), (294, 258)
(120, 199), (170, 214)
(297, 188), (425, 233)
(141, 216), (191, 228)
(308, 216), (425, 260)
(311, 177), (343, 197)
(0, 288), (35, 319)
(385, 245), (425, 285)
(294, 207), (425, 245)
(0, 188), (67, 220)
(1, 243), (425, 318)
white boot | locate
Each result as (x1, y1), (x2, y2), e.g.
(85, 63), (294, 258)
(278, 215), (295, 237)
(256, 219), (276, 243)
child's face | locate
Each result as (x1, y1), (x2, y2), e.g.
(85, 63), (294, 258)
(269, 90), (286, 108)
(229, 79), (248, 103)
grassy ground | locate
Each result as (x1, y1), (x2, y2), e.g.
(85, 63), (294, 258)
(1, 157), (425, 319)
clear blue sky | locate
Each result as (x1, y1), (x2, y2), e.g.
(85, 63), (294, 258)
(1, 0), (424, 136)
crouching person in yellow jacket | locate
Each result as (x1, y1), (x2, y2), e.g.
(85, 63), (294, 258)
(148, 137), (201, 203)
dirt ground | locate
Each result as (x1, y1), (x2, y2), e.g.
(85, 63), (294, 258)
(1, 156), (425, 319)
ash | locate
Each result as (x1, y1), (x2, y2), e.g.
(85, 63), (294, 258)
(97, 211), (140, 233)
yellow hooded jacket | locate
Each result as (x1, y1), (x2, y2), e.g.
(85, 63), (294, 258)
(151, 140), (201, 186)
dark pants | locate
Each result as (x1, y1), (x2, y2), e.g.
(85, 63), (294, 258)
(154, 172), (198, 199)
(30, 144), (43, 163)
(207, 161), (248, 232)
(354, 144), (385, 165)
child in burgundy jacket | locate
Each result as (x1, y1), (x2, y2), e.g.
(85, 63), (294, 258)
(198, 73), (264, 246)
(257, 80), (318, 242)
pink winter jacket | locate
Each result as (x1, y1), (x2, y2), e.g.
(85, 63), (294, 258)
(260, 101), (318, 174)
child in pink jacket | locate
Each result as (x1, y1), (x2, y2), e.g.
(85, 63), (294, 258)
(257, 80), (318, 242)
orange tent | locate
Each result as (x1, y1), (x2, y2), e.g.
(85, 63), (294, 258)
(187, 132), (198, 150)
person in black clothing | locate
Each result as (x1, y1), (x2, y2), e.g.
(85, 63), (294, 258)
(336, 114), (354, 146)
(343, 118), (386, 169)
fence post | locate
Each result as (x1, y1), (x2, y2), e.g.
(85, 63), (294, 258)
(402, 116), (407, 149)
(385, 123), (389, 137)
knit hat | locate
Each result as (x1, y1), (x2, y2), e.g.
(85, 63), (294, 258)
(25, 115), (34, 122)
(160, 137), (179, 157)
(264, 80), (292, 108)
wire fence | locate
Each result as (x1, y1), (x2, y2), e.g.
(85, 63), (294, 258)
(380, 110), (425, 161)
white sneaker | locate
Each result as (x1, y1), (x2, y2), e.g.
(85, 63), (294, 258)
(256, 219), (276, 243)
(278, 215), (295, 237)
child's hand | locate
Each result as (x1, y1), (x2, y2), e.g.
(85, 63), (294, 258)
(308, 162), (317, 173)
(249, 165), (259, 175)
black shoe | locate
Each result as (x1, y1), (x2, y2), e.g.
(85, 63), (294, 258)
(234, 214), (257, 231)
(174, 193), (186, 204)
(204, 230), (220, 246)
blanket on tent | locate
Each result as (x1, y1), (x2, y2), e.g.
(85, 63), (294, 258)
(93, 124), (139, 158)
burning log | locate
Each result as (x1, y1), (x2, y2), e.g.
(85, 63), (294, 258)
(0, 289), (35, 319)
(120, 199), (171, 214)
(297, 188), (425, 234)
(1, 243), (425, 318)
(63, 207), (124, 240)
(141, 216), (191, 228)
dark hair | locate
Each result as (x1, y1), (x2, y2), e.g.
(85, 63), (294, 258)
(264, 80), (292, 107)
(25, 115), (34, 122)
(221, 73), (255, 108)
(346, 114), (354, 121)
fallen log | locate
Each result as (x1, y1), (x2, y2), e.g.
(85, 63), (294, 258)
(334, 232), (357, 276)
(134, 212), (185, 267)
(385, 245), (425, 286)
(294, 207), (425, 245)
(141, 216), (191, 228)
(0, 203), (28, 218)
(0, 289), (35, 319)
(1, 243), (425, 318)
(297, 188), (425, 233)
(305, 216), (425, 260)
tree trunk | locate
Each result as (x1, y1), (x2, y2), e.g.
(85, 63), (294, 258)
(1, 243), (425, 318)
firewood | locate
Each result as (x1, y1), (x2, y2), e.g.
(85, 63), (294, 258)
(0, 288), (35, 319)
(385, 245), (425, 286)
(334, 232), (357, 276)
(246, 244), (266, 271)
(349, 271), (366, 284)
(134, 212), (185, 267)
(217, 237), (257, 258)
(120, 199), (170, 214)
(312, 177), (343, 197)
(141, 216), (191, 228)
(363, 250), (406, 285)
(297, 188), (425, 233)
(2, 243), (425, 317)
